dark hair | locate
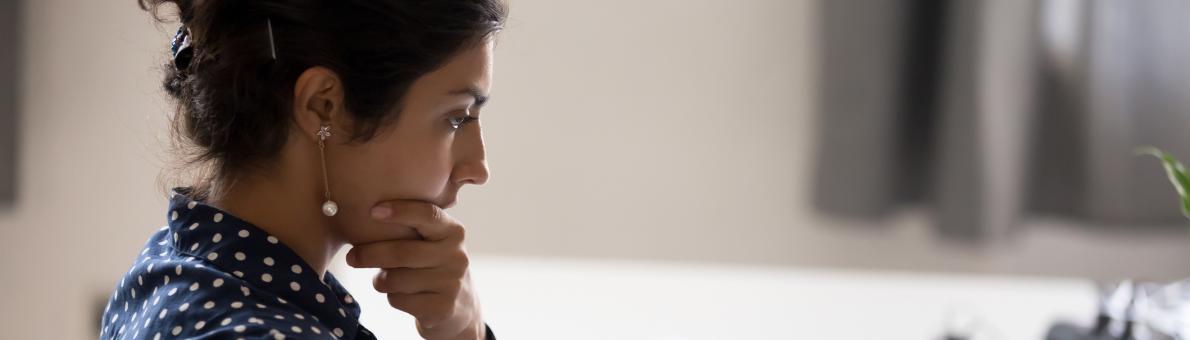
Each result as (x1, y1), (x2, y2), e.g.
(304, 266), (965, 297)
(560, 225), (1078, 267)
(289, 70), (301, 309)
(139, 0), (507, 200)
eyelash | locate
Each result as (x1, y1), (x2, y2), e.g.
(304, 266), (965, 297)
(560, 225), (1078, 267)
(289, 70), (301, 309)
(448, 115), (478, 130)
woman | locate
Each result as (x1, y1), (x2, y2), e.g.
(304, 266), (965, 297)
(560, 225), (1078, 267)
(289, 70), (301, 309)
(99, 0), (506, 339)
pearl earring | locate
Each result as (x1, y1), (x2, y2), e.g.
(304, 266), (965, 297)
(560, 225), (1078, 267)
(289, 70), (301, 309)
(316, 125), (338, 217)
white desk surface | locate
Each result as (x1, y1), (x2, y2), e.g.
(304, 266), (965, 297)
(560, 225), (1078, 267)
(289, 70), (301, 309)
(335, 255), (1096, 340)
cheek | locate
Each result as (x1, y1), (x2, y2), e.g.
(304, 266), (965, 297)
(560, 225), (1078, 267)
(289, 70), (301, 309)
(332, 131), (454, 208)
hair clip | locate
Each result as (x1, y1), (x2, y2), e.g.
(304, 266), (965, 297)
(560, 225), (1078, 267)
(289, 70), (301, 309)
(170, 25), (194, 70)
(267, 18), (277, 60)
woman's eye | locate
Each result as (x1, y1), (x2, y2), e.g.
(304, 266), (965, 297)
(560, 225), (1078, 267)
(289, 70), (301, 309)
(448, 116), (477, 130)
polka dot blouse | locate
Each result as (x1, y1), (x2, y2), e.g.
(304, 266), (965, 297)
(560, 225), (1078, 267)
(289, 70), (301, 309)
(98, 189), (375, 339)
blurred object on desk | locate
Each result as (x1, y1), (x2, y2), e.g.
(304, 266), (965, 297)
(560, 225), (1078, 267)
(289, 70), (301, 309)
(1047, 279), (1190, 340)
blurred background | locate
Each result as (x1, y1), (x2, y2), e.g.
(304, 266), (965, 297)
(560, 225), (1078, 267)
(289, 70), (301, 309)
(2, 0), (1190, 339)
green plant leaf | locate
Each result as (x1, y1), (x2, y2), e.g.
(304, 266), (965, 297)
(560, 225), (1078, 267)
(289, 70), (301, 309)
(1137, 146), (1190, 220)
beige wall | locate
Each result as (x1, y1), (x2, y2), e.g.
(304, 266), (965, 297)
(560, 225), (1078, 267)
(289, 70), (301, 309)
(3, 0), (1190, 338)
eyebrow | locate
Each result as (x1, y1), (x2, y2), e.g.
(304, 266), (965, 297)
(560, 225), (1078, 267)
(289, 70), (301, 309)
(448, 87), (490, 109)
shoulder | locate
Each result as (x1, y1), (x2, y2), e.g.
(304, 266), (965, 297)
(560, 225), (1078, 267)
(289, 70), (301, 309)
(101, 231), (334, 339)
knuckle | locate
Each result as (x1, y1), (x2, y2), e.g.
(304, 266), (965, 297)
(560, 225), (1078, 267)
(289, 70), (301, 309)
(454, 223), (466, 242)
(386, 294), (404, 310)
(446, 279), (463, 293)
(372, 272), (386, 291)
(426, 303), (454, 328)
(454, 250), (470, 270)
(424, 203), (442, 222)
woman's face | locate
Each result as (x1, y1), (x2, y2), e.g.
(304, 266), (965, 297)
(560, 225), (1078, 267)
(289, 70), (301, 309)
(327, 41), (494, 243)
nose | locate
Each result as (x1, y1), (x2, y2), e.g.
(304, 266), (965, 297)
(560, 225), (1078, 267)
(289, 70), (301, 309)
(455, 159), (489, 186)
(453, 130), (490, 186)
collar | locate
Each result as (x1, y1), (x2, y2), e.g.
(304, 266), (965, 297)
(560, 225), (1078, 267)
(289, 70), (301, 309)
(166, 188), (363, 339)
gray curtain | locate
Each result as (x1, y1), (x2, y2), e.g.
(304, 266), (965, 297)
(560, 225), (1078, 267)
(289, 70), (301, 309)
(0, 0), (19, 209)
(814, 0), (1190, 240)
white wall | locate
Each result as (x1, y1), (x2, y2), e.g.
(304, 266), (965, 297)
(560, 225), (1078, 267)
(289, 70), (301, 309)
(3, 0), (1190, 339)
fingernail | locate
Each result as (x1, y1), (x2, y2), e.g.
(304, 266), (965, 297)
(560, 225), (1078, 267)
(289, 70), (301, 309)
(371, 205), (391, 220)
(346, 250), (358, 267)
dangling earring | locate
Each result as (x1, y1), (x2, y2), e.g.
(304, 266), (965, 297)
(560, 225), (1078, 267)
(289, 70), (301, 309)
(317, 125), (338, 217)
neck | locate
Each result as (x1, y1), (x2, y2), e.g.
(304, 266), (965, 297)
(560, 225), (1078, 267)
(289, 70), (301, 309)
(207, 169), (343, 279)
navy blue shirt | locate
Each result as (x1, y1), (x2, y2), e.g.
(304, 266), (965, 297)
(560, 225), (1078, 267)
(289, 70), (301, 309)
(99, 190), (377, 339)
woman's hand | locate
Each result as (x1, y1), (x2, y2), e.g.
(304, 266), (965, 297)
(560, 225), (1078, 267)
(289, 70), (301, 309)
(347, 201), (485, 340)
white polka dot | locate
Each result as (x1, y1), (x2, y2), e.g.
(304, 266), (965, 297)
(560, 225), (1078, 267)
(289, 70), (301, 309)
(289, 282), (301, 291)
(137, 276), (143, 286)
(189, 282), (200, 291)
(174, 265), (182, 275)
(158, 309), (167, 319)
(206, 252), (218, 261)
(163, 276), (170, 285)
(310, 327), (321, 334)
(188, 222), (199, 230)
(248, 317), (263, 325)
(190, 243), (199, 251)
(195, 320), (206, 330)
(203, 301), (215, 309)
(315, 293), (325, 303)
(344, 294), (354, 304)
(213, 213), (223, 223)
(238, 229), (250, 238)
(172, 232), (178, 243)
(261, 273), (272, 282)
(273, 314), (285, 320)
(220, 318), (231, 326)
(230, 301), (243, 309)
(333, 328), (344, 337)
(233, 270), (244, 278)
(171, 325), (182, 336)
(234, 325), (246, 333)
(339, 308), (346, 317)
(167, 287), (177, 296)
(255, 303), (267, 309)
(262, 257), (274, 266)
(153, 332), (161, 340)
(293, 313), (304, 320)
(234, 252), (246, 261)
(277, 297), (288, 304)
(187, 201), (197, 209)
(273, 332), (286, 340)
(178, 303), (189, 312)
(267, 236), (278, 244)
(213, 278), (224, 288)
(171, 211), (178, 221)
(212, 233), (222, 243)
(241, 286), (251, 296)
(291, 326), (302, 333)
(291, 265), (302, 274)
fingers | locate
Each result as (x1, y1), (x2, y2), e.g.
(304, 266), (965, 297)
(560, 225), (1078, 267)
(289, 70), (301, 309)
(347, 239), (468, 269)
(366, 200), (465, 242)
(371, 267), (463, 294)
(386, 292), (459, 330)
(348, 239), (442, 269)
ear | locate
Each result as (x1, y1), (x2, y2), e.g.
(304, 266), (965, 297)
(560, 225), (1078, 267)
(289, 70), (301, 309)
(292, 66), (345, 144)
